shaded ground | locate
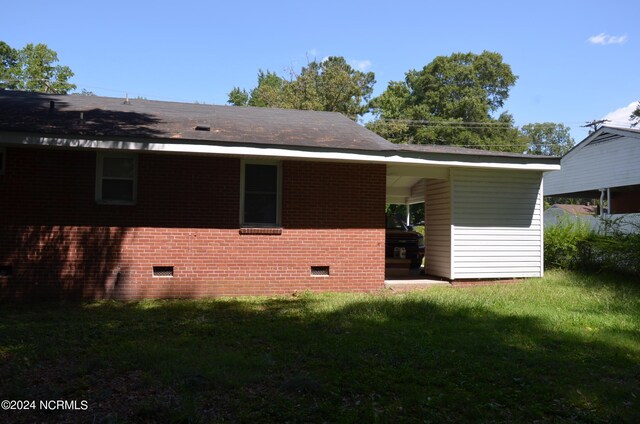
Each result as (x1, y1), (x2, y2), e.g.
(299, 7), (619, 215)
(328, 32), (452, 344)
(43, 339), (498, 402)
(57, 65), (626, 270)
(0, 270), (639, 423)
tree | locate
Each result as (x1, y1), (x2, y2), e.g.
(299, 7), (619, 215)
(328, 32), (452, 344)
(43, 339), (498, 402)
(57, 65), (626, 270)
(231, 70), (289, 108)
(521, 123), (574, 156)
(70, 89), (96, 96)
(228, 57), (375, 120)
(0, 41), (19, 90)
(631, 101), (640, 127)
(0, 41), (75, 94)
(368, 51), (526, 152)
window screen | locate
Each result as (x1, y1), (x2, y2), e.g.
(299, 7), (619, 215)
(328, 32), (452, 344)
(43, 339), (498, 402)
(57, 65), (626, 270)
(243, 163), (279, 225)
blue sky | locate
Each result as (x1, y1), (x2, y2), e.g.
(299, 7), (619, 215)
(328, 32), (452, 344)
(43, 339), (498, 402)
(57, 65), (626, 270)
(3, 0), (638, 143)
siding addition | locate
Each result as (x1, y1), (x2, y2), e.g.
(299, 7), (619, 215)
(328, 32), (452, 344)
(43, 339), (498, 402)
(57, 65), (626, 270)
(451, 169), (543, 279)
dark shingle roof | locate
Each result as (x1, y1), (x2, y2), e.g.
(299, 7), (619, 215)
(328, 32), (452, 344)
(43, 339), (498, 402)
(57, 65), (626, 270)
(0, 91), (394, 151)
(0, 91), (559, 164)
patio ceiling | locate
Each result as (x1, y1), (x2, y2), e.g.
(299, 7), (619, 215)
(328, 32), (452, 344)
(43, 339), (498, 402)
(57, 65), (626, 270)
(386, 164), (449, 205)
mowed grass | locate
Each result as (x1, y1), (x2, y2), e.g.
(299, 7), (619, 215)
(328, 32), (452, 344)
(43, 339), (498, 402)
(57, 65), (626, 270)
(1, 270), (639, 423)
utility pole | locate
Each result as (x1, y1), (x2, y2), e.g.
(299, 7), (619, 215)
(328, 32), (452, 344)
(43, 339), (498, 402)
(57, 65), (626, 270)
(581, 119), (610, 133)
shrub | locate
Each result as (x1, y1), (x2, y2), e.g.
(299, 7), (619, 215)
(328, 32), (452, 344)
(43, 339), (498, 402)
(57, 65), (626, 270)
(545, 217), (640, 277)
(544, 217), (592, 269)
(589, 219), (640, 276)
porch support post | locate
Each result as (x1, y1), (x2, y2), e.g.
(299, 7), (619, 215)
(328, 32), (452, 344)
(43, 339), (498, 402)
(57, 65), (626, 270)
(406, 202), (411, 226)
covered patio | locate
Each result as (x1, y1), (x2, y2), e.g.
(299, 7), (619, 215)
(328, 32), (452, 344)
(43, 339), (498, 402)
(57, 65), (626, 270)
(383, 146), (559, 281)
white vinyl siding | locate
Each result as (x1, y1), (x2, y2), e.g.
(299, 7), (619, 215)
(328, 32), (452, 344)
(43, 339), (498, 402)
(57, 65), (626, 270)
(545, 132), (640, 196)
(451, 169), (543, 279)
(424, 178), (452, 279)
(409, 179), (427, 204)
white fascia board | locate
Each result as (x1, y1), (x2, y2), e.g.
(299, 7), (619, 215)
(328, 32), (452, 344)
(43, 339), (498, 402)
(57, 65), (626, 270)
(2, 133), (561, 171)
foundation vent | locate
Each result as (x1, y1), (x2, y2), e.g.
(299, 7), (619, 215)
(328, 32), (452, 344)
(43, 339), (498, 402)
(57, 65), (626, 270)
(153, 266), (174, 277)
(0, 265), (12, 277)
(310, 266), (330, 276)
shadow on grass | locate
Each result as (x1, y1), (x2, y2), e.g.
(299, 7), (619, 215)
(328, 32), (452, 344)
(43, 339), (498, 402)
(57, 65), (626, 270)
(0, 289), (638, 423)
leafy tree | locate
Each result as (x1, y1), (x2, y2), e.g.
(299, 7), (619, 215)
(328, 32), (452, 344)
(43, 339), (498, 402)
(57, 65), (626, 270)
(0, 41), (75, 94)
(386, 203), (425, 226)
(228, 71), (287, 107)
(0, 41), (19, 90)
(368, 51), (526, 152)
(71, 88), (96, 96)
(228, 57), (375, 120)
(631, 101), (640, 127)
(228, 87), (249, 106)
(521, 122), (574, 156)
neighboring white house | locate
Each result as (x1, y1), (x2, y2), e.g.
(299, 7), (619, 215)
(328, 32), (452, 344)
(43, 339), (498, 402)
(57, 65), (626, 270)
(544, 126), (640, 214)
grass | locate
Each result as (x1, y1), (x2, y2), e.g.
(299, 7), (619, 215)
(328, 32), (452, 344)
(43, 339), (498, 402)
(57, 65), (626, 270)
(1, 270), (639, 423)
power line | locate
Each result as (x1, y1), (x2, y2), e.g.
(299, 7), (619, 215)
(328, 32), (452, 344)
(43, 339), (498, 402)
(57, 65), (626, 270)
(4, 79), (635, 131)
(372, 119), (594, 128)
(581, 119), (610, 132)
(375, 119), (514, 127)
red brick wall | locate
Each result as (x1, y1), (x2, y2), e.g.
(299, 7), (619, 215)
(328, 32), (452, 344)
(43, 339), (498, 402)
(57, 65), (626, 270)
(0, 147), (386, 300)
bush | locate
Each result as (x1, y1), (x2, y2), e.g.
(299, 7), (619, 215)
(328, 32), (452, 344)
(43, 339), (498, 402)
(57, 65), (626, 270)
(544, 217), (592, 269)
(545, 217), (640, 277)
(590, 219), (640, 276)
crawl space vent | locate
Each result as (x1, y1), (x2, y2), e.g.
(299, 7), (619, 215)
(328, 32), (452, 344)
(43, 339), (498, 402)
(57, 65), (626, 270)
(310, 266), (330, 276)
(194, 125), (210, 131)
(0, 265), (12, 277)
(153, 266), (174, 277)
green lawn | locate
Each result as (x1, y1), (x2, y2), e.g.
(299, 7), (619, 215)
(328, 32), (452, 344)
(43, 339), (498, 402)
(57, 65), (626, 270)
(1, 270), (639, 423)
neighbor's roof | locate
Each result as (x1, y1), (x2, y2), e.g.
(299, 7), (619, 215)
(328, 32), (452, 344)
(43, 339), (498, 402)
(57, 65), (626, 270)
(550, 204), (597, 215)
(0, 90), (394, 152)
(563, 125), (640, 159)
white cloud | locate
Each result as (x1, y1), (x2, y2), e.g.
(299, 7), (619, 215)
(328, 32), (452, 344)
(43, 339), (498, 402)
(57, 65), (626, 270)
(307, 49), (318, 58)
(588, 33), (628, 45)
(350, 59), (372, 71)
(602, 101), (639, 127)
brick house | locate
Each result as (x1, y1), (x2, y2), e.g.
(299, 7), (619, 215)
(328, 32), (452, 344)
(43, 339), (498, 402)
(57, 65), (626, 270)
(0, 91), (560, 300)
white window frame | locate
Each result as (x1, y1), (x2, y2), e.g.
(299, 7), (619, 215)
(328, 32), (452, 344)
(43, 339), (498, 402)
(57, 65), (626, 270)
(95, 152), (137, 205)
(240, 159), (282, 227)
(0, 147), (5, 175)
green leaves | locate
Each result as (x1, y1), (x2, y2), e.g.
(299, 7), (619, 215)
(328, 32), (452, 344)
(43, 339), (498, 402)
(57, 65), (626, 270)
(368, 51), (525, 152)
(0, 41), (19, 90)
(521, 122), (574, 156)
(227, 57), (375, 120)
(0, 41), (76, 94)
(630, 101), (640, 127)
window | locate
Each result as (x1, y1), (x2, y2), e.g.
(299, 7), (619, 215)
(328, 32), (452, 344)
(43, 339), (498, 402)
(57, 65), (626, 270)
(96, 152), (137, 204)
(241, 161), (281, 226)
(0, 147), (5, 175)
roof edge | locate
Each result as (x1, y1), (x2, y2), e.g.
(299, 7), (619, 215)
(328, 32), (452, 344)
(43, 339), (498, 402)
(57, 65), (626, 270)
(0, 131), (561, 171)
